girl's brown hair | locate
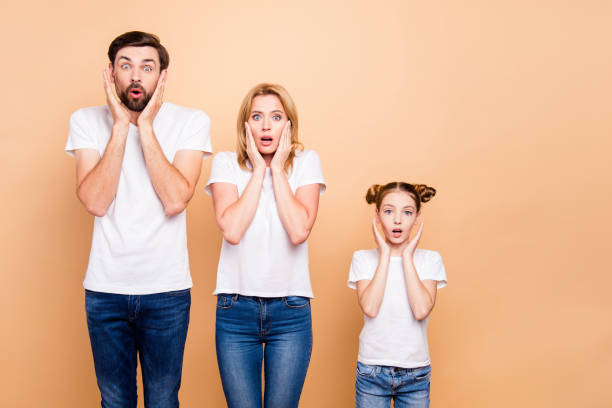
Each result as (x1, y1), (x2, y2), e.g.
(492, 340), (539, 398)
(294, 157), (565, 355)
(236, 83), (303, 173)
(366, 182), (436, 212)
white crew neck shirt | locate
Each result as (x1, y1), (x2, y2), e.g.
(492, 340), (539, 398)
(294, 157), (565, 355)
(65, 102), (212, 295)
(205, 150), (325, 298)
(348, 248), (447, 368)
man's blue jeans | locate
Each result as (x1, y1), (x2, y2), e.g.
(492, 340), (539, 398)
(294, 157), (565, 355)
(355, 362), (431, 408)
(85, 289), (191, 408)
(215, 294), (313, 408)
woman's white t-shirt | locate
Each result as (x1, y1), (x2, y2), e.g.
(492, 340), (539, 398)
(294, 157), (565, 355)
(205, 150), (325, 298)
(348, 248), (447, 368)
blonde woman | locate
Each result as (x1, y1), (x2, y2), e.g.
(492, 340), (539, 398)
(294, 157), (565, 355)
(206, 83), (325, 408)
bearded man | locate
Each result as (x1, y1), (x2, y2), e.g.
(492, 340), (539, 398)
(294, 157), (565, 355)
(65, 31), (212, 407)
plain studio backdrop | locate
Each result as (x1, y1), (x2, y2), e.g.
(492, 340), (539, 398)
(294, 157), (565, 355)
(1, 1), (611, 407)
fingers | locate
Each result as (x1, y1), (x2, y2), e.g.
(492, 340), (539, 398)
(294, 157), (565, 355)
(411, 222), (424, 244)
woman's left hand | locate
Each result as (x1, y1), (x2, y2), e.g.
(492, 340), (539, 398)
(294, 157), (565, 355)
(402, 222), (424, 260)
(270, 121), (292, 172)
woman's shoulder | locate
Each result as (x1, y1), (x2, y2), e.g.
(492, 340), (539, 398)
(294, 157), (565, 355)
(294, 149), (321, 163)
(211, 151), (238, 164)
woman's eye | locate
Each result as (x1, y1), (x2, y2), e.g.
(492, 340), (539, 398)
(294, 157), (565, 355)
(273, 115), (281, 120)
(144, 66), (152, 72)
(252, 114), (262, 120)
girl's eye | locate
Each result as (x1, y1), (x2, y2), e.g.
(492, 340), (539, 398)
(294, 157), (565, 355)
(252, 114), (262, 120)
(384, 209), (392, 214)
(144, 66), (152, 72)
(404, 211), (413, 216)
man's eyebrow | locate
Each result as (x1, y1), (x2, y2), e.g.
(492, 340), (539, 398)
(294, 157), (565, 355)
(117, 56), (132, 62)
(142, 59), (157, 65)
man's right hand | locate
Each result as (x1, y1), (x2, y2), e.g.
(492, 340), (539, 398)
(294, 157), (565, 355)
(103, 67), (131, 127)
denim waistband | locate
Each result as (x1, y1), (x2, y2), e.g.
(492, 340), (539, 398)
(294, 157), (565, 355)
(220, 293), (285, 302)
(360, 362), (430, 375)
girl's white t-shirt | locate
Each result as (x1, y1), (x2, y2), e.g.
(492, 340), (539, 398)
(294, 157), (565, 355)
(348, 248), (447, 368)
(205, 150), (325, 298)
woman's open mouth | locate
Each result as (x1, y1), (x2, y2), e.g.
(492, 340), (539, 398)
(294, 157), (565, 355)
(261, 137), (273, 146)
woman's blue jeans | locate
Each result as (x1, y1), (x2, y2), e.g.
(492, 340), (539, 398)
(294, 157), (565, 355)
(215, 294), (313, 408)
(355, 362), (431, 408)
(85, 289), (191, 408)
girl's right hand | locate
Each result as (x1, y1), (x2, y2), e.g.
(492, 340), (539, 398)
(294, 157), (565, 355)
(372, 217), (390, 257)
(245, 122), (266, 171)
(103, 67), (131, 127)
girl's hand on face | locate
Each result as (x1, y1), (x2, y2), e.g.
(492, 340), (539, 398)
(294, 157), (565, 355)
(402, 221), (424, 260)
(372, 217), (390, 257)
(245, 122), (266, 171)
(270, 121), (292, 173)
(103, 67), (131, 127)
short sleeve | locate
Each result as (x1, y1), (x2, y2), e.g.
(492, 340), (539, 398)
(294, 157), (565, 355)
(65, 109), (98, 157)
(178, 110), (213, 157)
(205, 152), (238, 195)
(295, 150), (326, 194)
(419, 251), (447, 289)
(347, 251), (375, 290)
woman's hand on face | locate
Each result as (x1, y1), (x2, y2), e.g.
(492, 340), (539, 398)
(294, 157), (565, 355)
(402, 221), (424, 260)
(270, 121), (292, 173)
(245, 122), (266, 171)
(103, 67), (131, 127)
(372, 217), (390, 257)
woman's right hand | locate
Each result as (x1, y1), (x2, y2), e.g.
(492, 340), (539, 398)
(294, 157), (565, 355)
(103, 67), (131, 127)
(245, 122), (266, 171)
(372, 217), (390, 257)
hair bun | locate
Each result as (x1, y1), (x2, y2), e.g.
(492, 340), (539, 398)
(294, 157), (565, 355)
(365, 184), (382, 204)
(413, 184), (436, 203)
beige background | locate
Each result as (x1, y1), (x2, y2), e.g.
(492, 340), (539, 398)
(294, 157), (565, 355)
(2, 1), (611, 406)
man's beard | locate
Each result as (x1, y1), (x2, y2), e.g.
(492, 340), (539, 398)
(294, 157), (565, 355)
(118, 83), (151, 112)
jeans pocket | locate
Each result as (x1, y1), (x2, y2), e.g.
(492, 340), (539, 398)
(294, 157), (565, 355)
(283, 296), (310, 309)
(166, 288), (191, 296)
(216, 294), (235, 309)
(356, 362), (376, 377)
(414, 365), (431, 381)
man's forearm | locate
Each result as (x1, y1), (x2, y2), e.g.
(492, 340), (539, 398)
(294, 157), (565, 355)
(77, 124), (128, 216)
(138, 125), (193, 216)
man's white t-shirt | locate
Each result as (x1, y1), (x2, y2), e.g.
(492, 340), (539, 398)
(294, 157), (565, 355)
(205, 150), (325, 298)
(348, 248), (447, 368)
(65, 102), (212, 295)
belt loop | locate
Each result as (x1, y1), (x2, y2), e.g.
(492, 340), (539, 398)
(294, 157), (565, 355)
(232, 294), (239, 301)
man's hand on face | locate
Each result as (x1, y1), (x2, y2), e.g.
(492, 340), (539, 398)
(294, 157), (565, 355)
(137, 70), (167, 130)
(103, 66), (131, 128)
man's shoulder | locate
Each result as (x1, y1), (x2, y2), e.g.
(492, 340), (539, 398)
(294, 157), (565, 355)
(160, 102), (210, 124)
(70, 105), (110, 122)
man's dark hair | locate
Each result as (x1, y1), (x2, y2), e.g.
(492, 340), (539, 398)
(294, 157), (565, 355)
(108, 31), (169, 70)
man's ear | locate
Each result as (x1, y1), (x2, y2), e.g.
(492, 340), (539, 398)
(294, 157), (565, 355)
(108, 62), (115, 84)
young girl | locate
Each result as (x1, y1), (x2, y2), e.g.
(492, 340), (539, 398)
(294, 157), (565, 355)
(206, 83), (325, 408)
(348, 182), (447, 408)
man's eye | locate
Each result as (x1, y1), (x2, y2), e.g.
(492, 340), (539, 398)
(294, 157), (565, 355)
(144, 66), (152, 72)
(121, 64), (130, 69)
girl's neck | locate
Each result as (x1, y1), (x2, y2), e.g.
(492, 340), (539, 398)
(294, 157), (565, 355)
(387, 240), (409, 257)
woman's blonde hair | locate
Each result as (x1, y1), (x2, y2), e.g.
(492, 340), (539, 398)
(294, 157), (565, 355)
(236, 83), (303, 172)
(366, 182), (436, 212)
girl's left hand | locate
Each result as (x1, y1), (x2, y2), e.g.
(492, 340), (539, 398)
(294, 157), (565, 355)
(402, 222), (424, 260)
(270, 121), (291, 172)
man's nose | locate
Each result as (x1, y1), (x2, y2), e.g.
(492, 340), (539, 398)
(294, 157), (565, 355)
(130, 69), (141, 83)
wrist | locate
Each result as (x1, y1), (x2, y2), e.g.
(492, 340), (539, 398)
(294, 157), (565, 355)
(270, 164), (285, 175)
(112, 122), (129, 134)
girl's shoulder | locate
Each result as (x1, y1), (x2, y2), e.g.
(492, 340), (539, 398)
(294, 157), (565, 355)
(352, 248), (380, 264)
(414, 248), (443, 264)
